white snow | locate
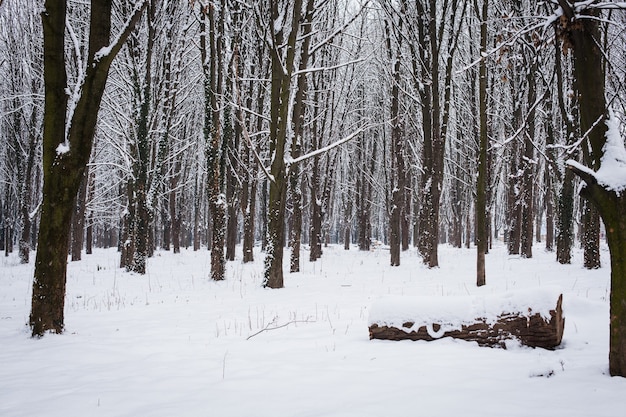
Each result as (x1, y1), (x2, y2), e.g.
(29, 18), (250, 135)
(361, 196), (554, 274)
(369, 287), (562, 333)
(595, 114), (626, 194)
(55, 141), (70, 155)
(1, 243), (626, 416)
(567, 114), (626, 195)
(93, 44), (113, 63)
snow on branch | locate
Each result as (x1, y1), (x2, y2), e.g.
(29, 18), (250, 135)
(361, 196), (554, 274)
(308, 0), (371, 56)
(93, 0), (149, 65)
(567, 113), (626, 195)
(573, 1), (626, 12)
(292, 56), (368, 77)
(285, 125), (372, 167)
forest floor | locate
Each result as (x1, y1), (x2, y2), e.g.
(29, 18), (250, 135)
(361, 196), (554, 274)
(1, 241), (625, 416)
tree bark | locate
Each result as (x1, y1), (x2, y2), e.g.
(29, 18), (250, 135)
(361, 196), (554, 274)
(554, 24), (578, 264)
(475, 0), (488, 287)
(369, 294), (564, 350)
(31, 0), (147, 336)
(384, 17), (404, 267)
(289, 0), (315, 273)
(225, 107), (237, 263)
(520, 52), (537, 259)
(207, 2), (226, 281)
(582, 200), (601, 269)
(71, 168), (89, 261)
(556, 0), (626, 376)
(264, 0), (303, 288)
(18, 113), (38, 264)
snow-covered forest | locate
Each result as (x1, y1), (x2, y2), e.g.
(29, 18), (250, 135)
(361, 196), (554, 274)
(2, 0), (626, 412)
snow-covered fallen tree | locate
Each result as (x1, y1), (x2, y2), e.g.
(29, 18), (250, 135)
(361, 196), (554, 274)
(368, 289), (564, 349)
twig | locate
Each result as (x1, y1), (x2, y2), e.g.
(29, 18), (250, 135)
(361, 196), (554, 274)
(246, 319), (314, 340)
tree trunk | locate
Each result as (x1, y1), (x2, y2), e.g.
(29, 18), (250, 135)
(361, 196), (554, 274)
(120, 182), (134, 269)
(126, 0), (156, 275)
(582, 201), (601, 269)
(545, 175), (555, 252)
(557, 168), (576, 263)
(507, 143), (522, 255)
(384, 17), (404, 267)
(71, 169), (89, 261)
(85, 215), (93, 255)
(193, 177), (201, 251)
(520, 51), (537, 259)
(225, 104), (237, 262)
(475, 0), (488, 287)
(309, 96), (322, 263)
(289, 0), (314, 273)
(310, 156), (322, 262)
(556, 0), (625, 376)
(201, 3), (226, 281)
(554, 23), (578, 264)
(170, 161), (181, 254)
(414, 0), (463, 267)
(18, 118), (38, 264)
(357, 136), (374, 252)
(31, 0), (147, 336)
(264, 0), (303, 288)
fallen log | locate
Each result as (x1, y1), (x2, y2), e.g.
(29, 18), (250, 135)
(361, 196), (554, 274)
(368, 290), (564, 350)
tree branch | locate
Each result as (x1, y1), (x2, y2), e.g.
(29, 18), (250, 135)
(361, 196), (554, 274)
(93, 0), (149, 68)
(246, 318), (314, 340)
(566, 159), (598, 186)
(286, 125), (373, 167)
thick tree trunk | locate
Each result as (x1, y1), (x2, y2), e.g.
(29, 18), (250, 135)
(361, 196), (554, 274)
(264, 0), (303, 288)
(600, 197), (626, 376)
(557, 0), (625, 376)
(31, 0), (147, 336)
(573, 166), (626, 376)
(203, 3), (226, 281)
(126, 0), (156, 275)
(414, 0), (463, 268)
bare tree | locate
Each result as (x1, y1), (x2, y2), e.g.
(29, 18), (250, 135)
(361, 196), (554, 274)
(555, 0), (626, 377)
(475, 0), (488, 286)
(263, 0), (303, 288)
(30, 0), (147, 336)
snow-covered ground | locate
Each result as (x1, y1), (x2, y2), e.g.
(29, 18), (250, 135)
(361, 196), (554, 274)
(1, 242), (625, 416)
